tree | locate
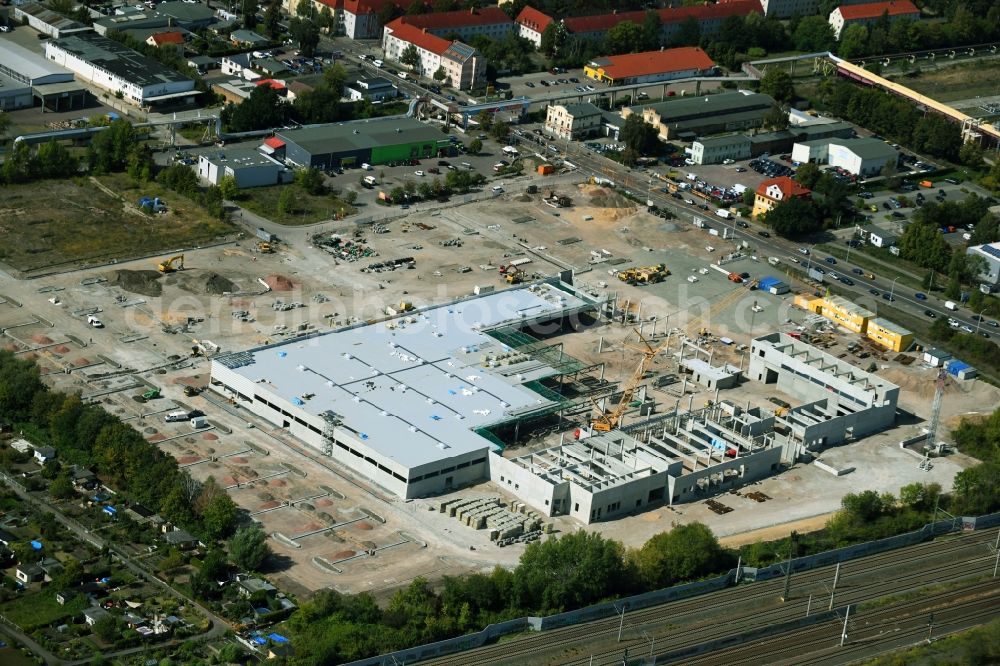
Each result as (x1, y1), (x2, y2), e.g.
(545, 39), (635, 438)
(389, 186), (406, 203)
(761, 197), (823, 238)
(295, 167), (326, 195)
(263, 0), (282, 39)
(296, 0), (311, 16)
(762, 104), (789, 130)
(230, 526), (272, 571)
(794, 162), (821, 189)
(342, 189), (358, 205)
(489, 120), (510, 142)
(633, 523), (726, 589)
(433, 67), (447, 82)
(49, 474), (75, 500)
(640, 10), (662, 51)
(200, 489), (238, 540)
(218, 174), (239, 200)
(0, 110), (10, 141)
(540, 22), (566, 58)
(898, 221), (952, 272)
(793, 15), (835, 51)
(899, 482), (941, 511)
(289, 17), (321, 57)
(222, 84), (289, 133)
(841, 489), (888, 522)
(759, 68), (794, 103)
(318, 6), (335, 34)
(400, 44), (420, 70)
(92, 614), (119, 642)
(620, 114), (659, 155)
(672, 16), (701, 46)
(838, 24), (869, 59)
(323, 63), (348, 96)
(241, 0), (257, 29)
(1, 140), (35, 184)
(603, 21), (643, 56)
(468, 138), (482, 155)
(88, 119), (136, 173)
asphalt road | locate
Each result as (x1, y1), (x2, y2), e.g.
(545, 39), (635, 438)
(417, 529), (1000, 666)
(556, 144), (998, 338)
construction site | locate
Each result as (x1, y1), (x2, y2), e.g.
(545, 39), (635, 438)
(0, 175), (994, 592)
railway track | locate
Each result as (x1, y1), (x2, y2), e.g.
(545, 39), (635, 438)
(677, 579), (1000, 665)
(417, 530), (998, 666)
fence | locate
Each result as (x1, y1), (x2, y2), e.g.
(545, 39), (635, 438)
(339, 510), (1000, 666)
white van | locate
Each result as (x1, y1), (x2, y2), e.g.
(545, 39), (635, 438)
(363, 175), (377, 187)
(398, 71), (408, 79)
(491, 186), (504, 194)
(372, 59), (383, 68)
(361, 163), (372, 171)
(87, 315), (104, 328)
(164, 410), (188, 423)
(461, 162), (472, 170)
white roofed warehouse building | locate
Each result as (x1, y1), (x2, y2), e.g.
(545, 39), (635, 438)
(209, 280), (600, 499)
(44, 33), (196, 108)
(829, 0), (920, 39)
(0, 40), (87, 111)
(966, 242), (1000, 286)
(196, 148), (291, 188)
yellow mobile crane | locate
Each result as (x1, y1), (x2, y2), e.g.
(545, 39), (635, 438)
(590, 330), (670, 432)
(157, 254), (185, 273)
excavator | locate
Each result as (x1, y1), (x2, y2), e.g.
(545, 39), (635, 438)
(590, 330), (671, 432)
(505, 267), (526, 284)
(157, 254), (185, 273)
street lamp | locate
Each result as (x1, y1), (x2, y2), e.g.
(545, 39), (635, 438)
(889, 276), (900, 301)
(976, 307), (988, 334)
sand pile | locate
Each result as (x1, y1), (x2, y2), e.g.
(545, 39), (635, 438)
(32, 334), (54, 345)
(878, 367), (961, 401)
(265, 274), (295, 291)
(110, 269), (163, 296)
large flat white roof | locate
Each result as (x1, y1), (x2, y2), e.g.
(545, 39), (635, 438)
(0, 39), (75, 84)
(219, 282), (593, 471)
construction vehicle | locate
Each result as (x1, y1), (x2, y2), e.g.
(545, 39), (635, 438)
(256, 241), (274, 253)
(183, 385), (202, 398)
(617, 264), (668, 285)
(157, 254), (185, 273)
(136, 388), (160, 403)
(505, 268), (526, 284)
(590, 330), (670, 432)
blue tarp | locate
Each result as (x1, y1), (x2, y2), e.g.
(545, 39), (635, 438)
(946, 360), (971, 376)
(268, 633), (289, 643)
(103, 506), (117, 515)
(758, 276), (780, 290)
(30, 540), (42, 550)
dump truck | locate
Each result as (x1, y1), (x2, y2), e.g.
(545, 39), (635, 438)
(136, 388), (160, 403)
(728, 272), (743, 283)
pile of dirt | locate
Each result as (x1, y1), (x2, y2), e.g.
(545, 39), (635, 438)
(52, 345), (71, 354)
(878, 367), (961, 401)
(354, 521), (373, 531)
(110, 269), (163, 297)
(332, 550), (356, 559)
(32, 334), (54, 345)
(204, 273), (237, 295)
(265, 274), (295, 291)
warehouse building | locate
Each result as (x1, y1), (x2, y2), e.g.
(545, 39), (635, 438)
(793, 293), (873, 334)
(209, 280), (599, 499)
(263, 117), (453, 170)
(791, 137), (898, 177)
(196, 148), (291, 188)
(0, 40), (87, 111)
(344, 76), (398, 102)
(865, 317), (914, 352)
(13, 2), (93, 38)
(966, 242), (1000, 286)
(493, 403), (784, 523)
(45, 33), (196, 107)
(621, 92), (776, 142)
(689, 134), (751, 165)
(584, 47), (717, 86)
(749, 332), (899, 451)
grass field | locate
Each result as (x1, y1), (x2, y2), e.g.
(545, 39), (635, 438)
(0, 591), (88, 632)
(237, 184), (357, 226)
(0, 174), (236, 274)
(889, 60), (1000, 103)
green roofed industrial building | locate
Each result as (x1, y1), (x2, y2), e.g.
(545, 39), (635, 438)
(263, 117), (454, 170)
(622, 91), (776, 141)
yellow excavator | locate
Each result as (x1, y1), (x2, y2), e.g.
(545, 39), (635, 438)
(590, 330), (670, 432)
(157, 254), (185, 273)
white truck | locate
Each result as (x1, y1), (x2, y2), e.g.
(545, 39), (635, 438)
(768, 257), (781, 266)
(944, 300), (958, 310)
(715, 209), (733, 220)
(164, 410), (189, 423)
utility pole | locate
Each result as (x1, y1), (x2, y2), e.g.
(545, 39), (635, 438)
(616, 602), (628, 642)
(829, 562), (841, 610)
(993, 528), (1000, 578)
(806, 593), (813, 617)
(926, 612), (935, 643)
(781, 531), (798, 602)
(840, 605), (851, 647)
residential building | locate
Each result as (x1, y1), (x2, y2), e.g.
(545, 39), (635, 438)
(389, 7), (513, 41)
(791, 137), (898, 176)
(857, 224), (898, 248)
(760, 0), (875, 18)
(230, 29), (269, 46)
(196, 148), (291, 188)
(865, 317), (914, 352)
(793, 293), (873, 334)
(298, 0), (423, 40)
(751, 176), (811, 218)
(237, 578), (278, 598)
(621, 92), (776, 141)
(690, 134), (751, 165)
(584, 47), (716, 86)
(16, 564), (43, 583)
(208, 280), (598, 500)
(263, 116), (453, 170)
(967, 242), (1000, 286)
(545, 102), (603, 140)
(344, 76), (398, 102)
(145, 30), (185, 57)
(162, 528), (198, 549)
(561, 1), (761, 44)
(220, 53), (261, 80)
(381, 20), (485, 90)
(13, 2), (93, 38)
(187, 55), (218, 74)
(33, 446), (57, 464)
(829, 0), (920, 39)
(83, 607), (111, 626)
(515, 5), (552, 47)
(45, 33), (196, 107)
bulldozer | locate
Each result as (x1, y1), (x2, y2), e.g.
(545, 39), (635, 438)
(256, 241), (274, 253)
(157, 254), (185, 273)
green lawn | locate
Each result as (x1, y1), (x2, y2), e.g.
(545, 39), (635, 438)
(236, 184), (357, 226)
(0, 174), (236, 275)
(0, 591), (88, 632)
